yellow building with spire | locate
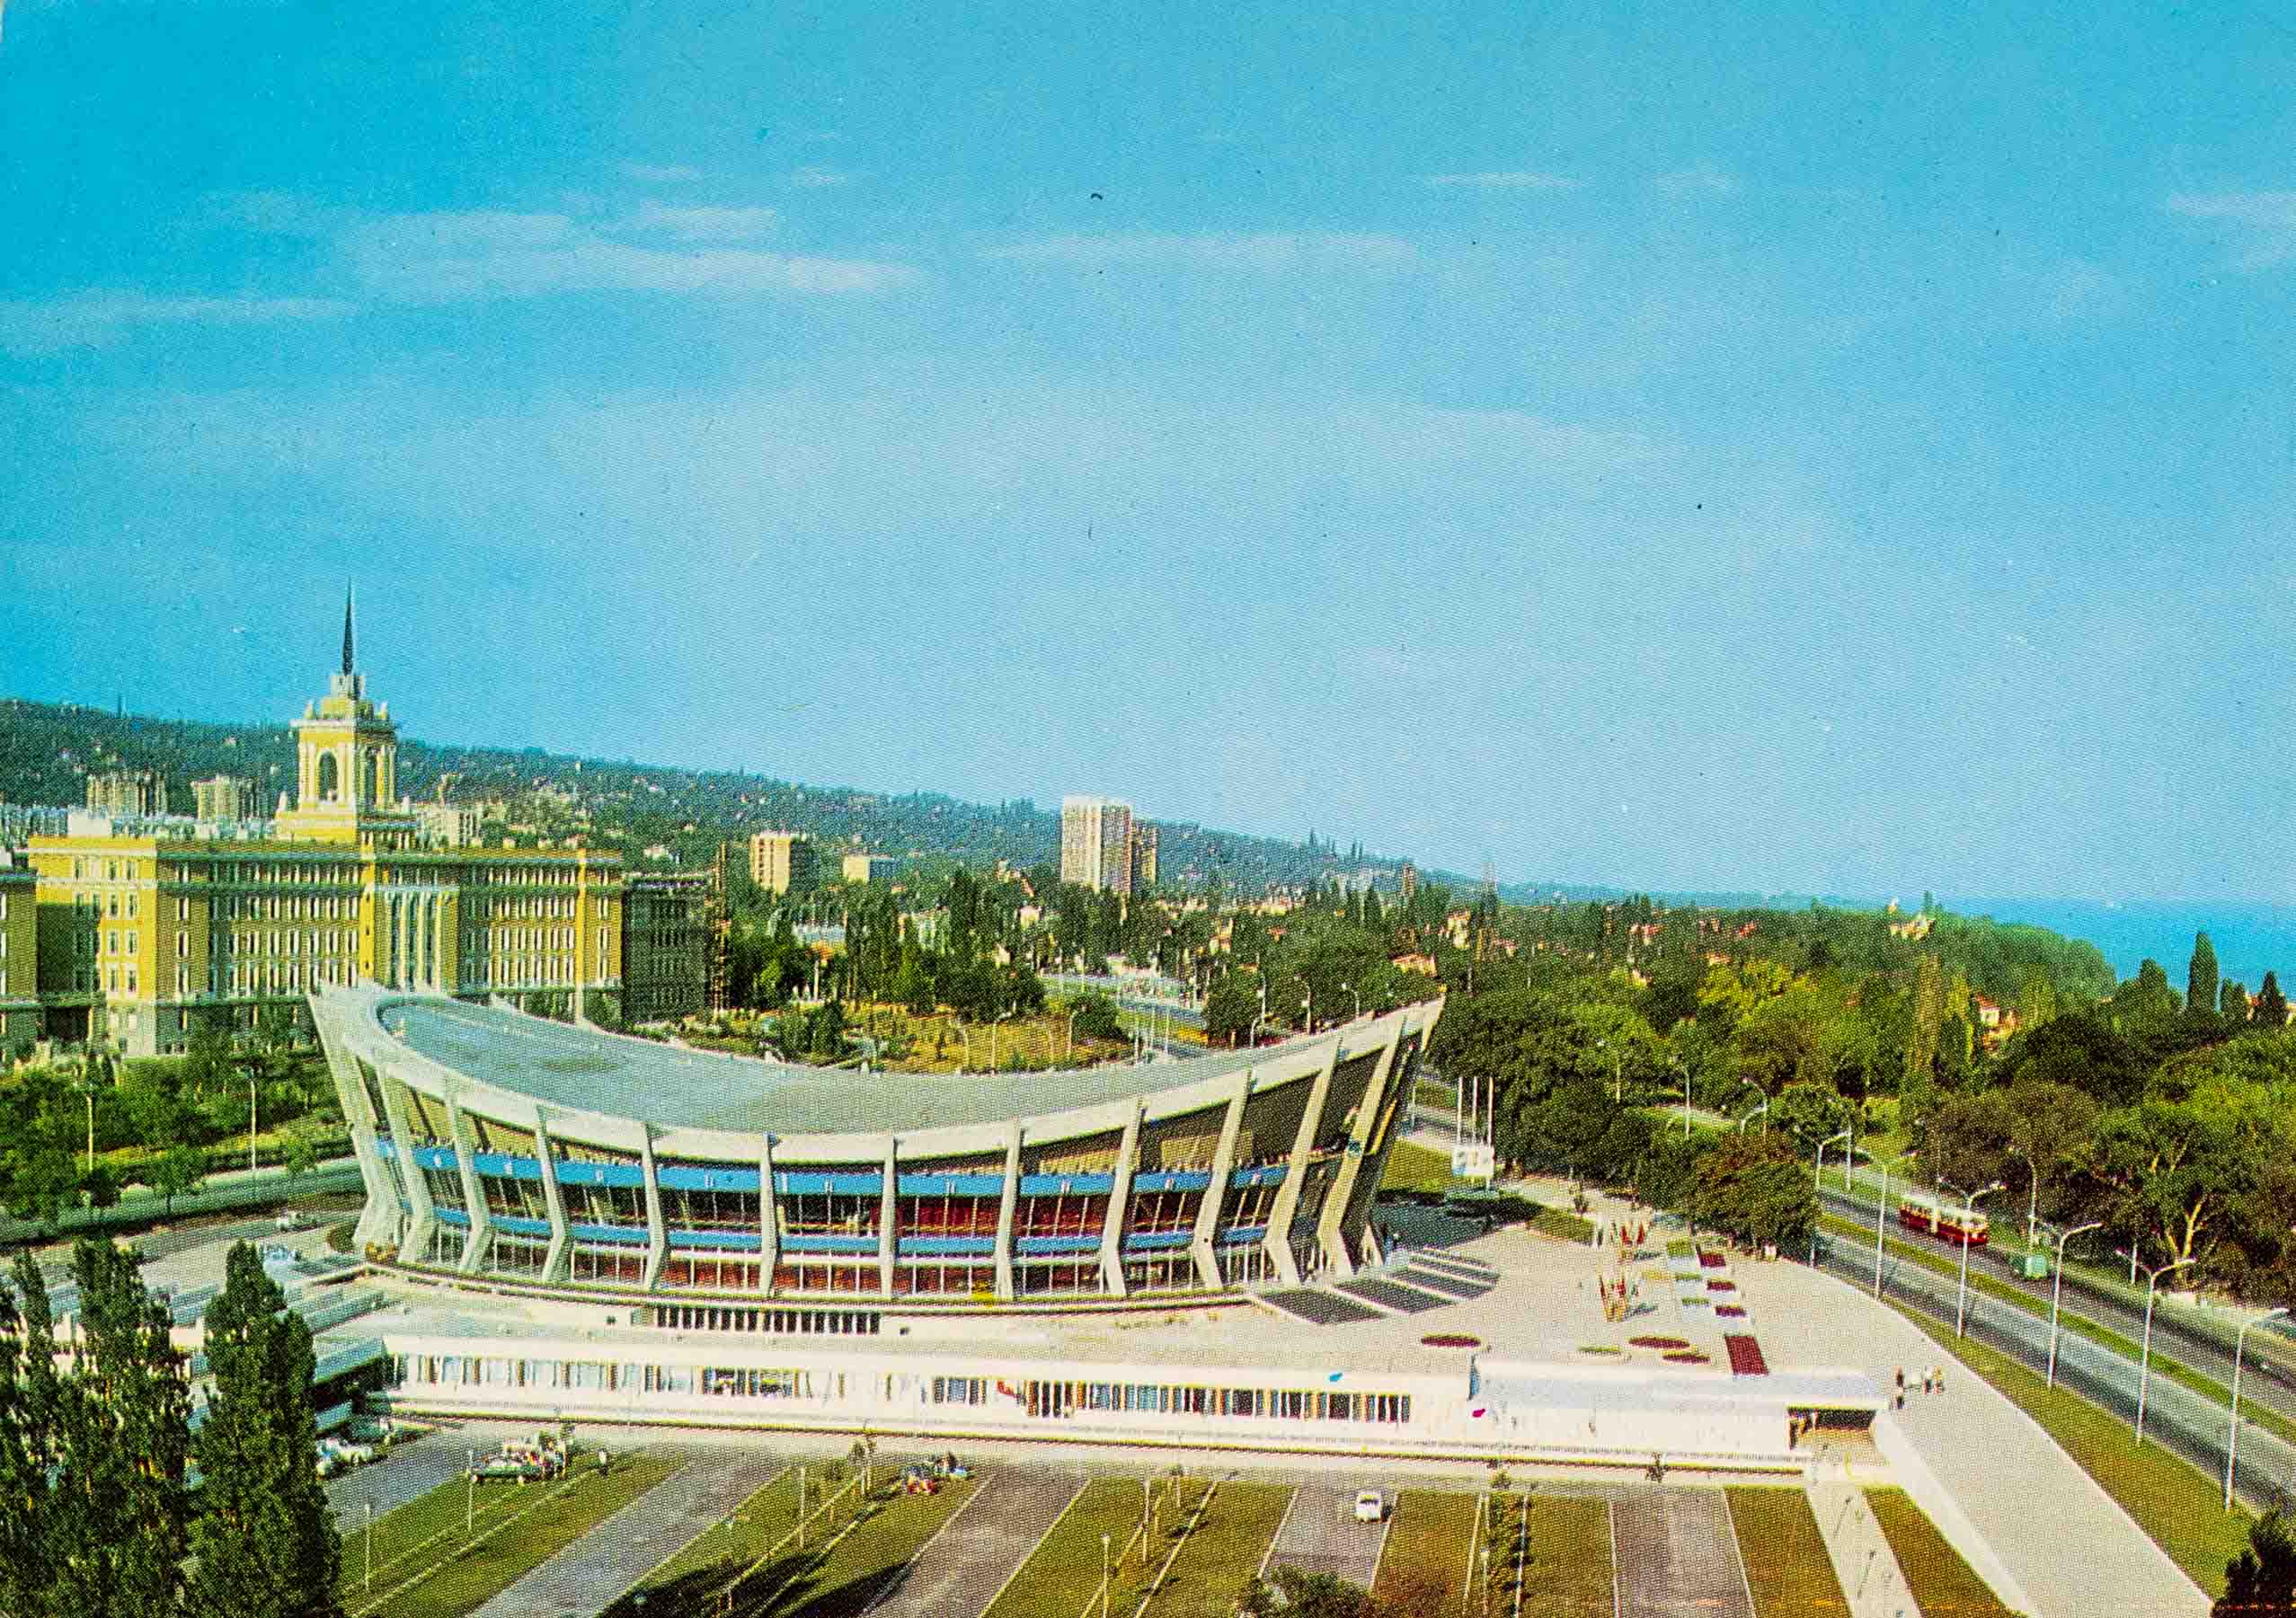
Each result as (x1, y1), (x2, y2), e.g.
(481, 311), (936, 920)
(28, 597), (623, 1057)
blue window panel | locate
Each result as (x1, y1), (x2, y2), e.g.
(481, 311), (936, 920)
(1216, 1225), (1268, 1245)
(491, 1215), (552, 1237)
(780, 1233), (881, 1254)
(552, 1161), (649, 1189)
(412, 1145), (461, 1172)
(666, 1229), (764, 1251)
(1131, 1170), (1211, 1194)
(1016, 1173), (1115, 1197)
(894, 1173), (1007, 1198)
(471, 1152), (548, 1182)
(774, 1172), (884, 1197)
(565, 1223), (652, 1246)
(1229, 1165), (1288, 1189)
(898, 1235), (997, 1257)
(658, 1164), (763, 1192)
(1121, 1230), (1193, 1251)
(433, 1208), (472, 1228)
(1015, 1233), (1103, 1256)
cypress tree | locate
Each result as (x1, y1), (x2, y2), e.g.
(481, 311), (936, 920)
(2223, 980), (2250, 1022)
(2260, 972), (2291, 1029)
(2188, 932), (2221, 1022)
(190, 1242), (342, 1618)
(0, 1254), (64, 1618)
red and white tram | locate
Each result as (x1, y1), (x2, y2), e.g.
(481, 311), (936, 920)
(1895, 1192), (1990, 1246)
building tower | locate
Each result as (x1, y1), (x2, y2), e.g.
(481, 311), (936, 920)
(272, 590), (418, 847)
(1061, 795), (1134, 895)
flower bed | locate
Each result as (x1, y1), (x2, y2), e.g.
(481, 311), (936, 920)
(1628, 1335), (1689, 1350)
(1723, 1334), (1770, 1376)
(1706, 1278), (1735, 1292)
(1715, 1304), (1747, 1318)
(1420, 1333), (1481, 1349)
(1663, 1350), (1711, 1365)
(1698, 1250), (1728, 1269)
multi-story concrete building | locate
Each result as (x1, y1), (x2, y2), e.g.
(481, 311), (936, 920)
(192, 775), (261, 822)
(841, 853), (897, 886)
(1060, 795), (1133, 896)
(85, 769), (164, 817)
(620, 871), (714, 1023)
(0, 852), (38, 1059)
(28, 602), (624, 1057)
(749, 830), (818, 896)
(1129, 822), (1158, 891)
(412, 800), (480, 848)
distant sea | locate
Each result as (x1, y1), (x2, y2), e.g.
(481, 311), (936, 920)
(1960, 898), (2296, 997)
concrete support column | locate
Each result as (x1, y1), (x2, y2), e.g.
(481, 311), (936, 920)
(374, 1066), (436, 1265)
(1189, 1075), (1252, 1292)
(877, 1138), (899, 1301)
(446, 1093), (492, 1275)
(993, 1124), (1022, 1302)
(1316, 1021), (1406, 1278)
(1098, 1104), (1142, 1299)
(531, 1112), (571, 1285)
(315, 1014), (397, 1251)
(1262, 1039), (1343, 1286)
(638, 1128), (669, 1290)
(758, 1134), (779, 1297)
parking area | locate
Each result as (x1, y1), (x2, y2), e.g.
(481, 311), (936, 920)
(1262, 1482), (1389, 1589)
(863, 1467), (1083, 1618)
(1612, 1489), (1753, 1618)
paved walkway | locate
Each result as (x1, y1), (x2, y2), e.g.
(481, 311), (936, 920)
(1733, 1258), (2207, 1618)
(1263, 1482), (1386, 1588)
(468, 1449), (774, 1618)
(1809, 1480), (1922, 1618)
(1612, 1488), (1753, 1618)
(862, 1468), (1081, 1618)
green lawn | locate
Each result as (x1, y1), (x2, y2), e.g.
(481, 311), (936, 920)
(1864, 1488), (2020, 1618)
(1888, 1303), (2251, 1596)
(1528, 1206), (1597, 1242)
(599, 1466), (800, 1617)
(983, 1477), (1148, 1618)
(1148, 1481), (1296, 1618)
(1371, 1490), (1478, 1615)
(355, 1452), (682, 1618)
(1520, 1496), (1614, 1618)
(763, 1474), (982, 1617)
(1381, 1139), (1470, 1195)
(1725, 1487), (1847, 1618)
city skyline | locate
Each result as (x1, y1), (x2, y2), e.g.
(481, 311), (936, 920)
(3, 4), (2292, 902)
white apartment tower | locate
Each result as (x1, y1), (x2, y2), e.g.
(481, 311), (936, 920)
(1060, 795), (1134, 895)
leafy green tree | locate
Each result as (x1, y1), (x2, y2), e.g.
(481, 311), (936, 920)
(2189, 933), (2221, 1026)
(2223, 980), (2251, 1023)
(1690, 1133), (1817, 1251)
(2260, 972), (2290, 1030)
(0, 1253), (64, 1617)
(1239, 1565), (1386, 1617)
(2218, 1509), (2296, 1617)
(153, 1142), (206, 1216)
(1205, 977), (1260, 1047)
(1068, 992), (1124, 1043)
(2078, 1084), (2282, 1270)
(190, 1242), (342, 1618)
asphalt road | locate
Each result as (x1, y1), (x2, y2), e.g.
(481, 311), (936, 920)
(1611, 1490), (1751, 1618)
(1263, 1482), (1387, 1589)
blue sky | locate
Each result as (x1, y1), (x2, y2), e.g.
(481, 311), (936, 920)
(2, 1), (2292, 902)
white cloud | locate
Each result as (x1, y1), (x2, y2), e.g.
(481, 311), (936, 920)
(621, 163), (703, 184)
(629, 202), (780, 242)
(1422, 172), (1580, 190)
(2168, 190), (2296, 270)
(1655, 162), (1737, 195)
(984, 231), (1418, 273)
(789, 166), (851, 188)
(334, 208), (911, 301)
(0, 290), (358, 356)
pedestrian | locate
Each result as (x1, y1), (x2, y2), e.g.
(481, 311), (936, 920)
(1920, 1368), (1932, 1396)
(597, 1448), (609, 1475)
(1934, 1363), (1946, 1394)
(1894, 1366), (1905, 1394)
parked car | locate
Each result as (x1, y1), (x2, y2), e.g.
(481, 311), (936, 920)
(323, 1438), (377, 1467)
(470, 1454), (547, 1484)
(313, 1445), (338, 1479)
(1353, 1490), (1387, 1523)
(275, 1208), (313, 1232)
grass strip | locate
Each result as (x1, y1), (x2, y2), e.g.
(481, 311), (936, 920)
(1821, 1214), (2296, 1449)
(1724, 1487), (1847, 1618)
(602, 1466), (801, 1616)
(1371, 1490), (1479, 1615)
(1528, 1207), (1597, 1242)
(758, 1473), (980, 1617)
(984, 1478), (1157, 1618)
(1520, 1495), (1613, 1618)
(1381, 1140), (1472, 1195)
(1863, 1487), (2019, 1617)
(1884, 1300), (2250, 1596)
(367, 1453), (682, 1618)
(1150, 1481), (1295, 1618)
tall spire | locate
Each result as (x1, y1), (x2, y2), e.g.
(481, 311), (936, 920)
(341, 585), (356, 676)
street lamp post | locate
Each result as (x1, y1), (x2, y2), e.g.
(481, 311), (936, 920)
(2046, 1220), (2104, 1389)
(1871, 1150), (1917, 1299)
(465, 1448), (475, 1534)
(1736, 1099), (1769, 1135)
(1342, 980), (1361, 1021)
(1600, 1039), (1623, 1104)
(991, 1009), (1014, 1073)
(2117, 1249), (2196, 1444)
(2229, 1307), (2291, 1509)
(1676, 1061), (1691, 1137)
(1939, 1180), (2005, 1337)
(247, 1071), (259, 1175)
(1814, 1129), (1853, 1265)
(366, 1501), (375, 1590)
(1101, 1530), (1113, 1618)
